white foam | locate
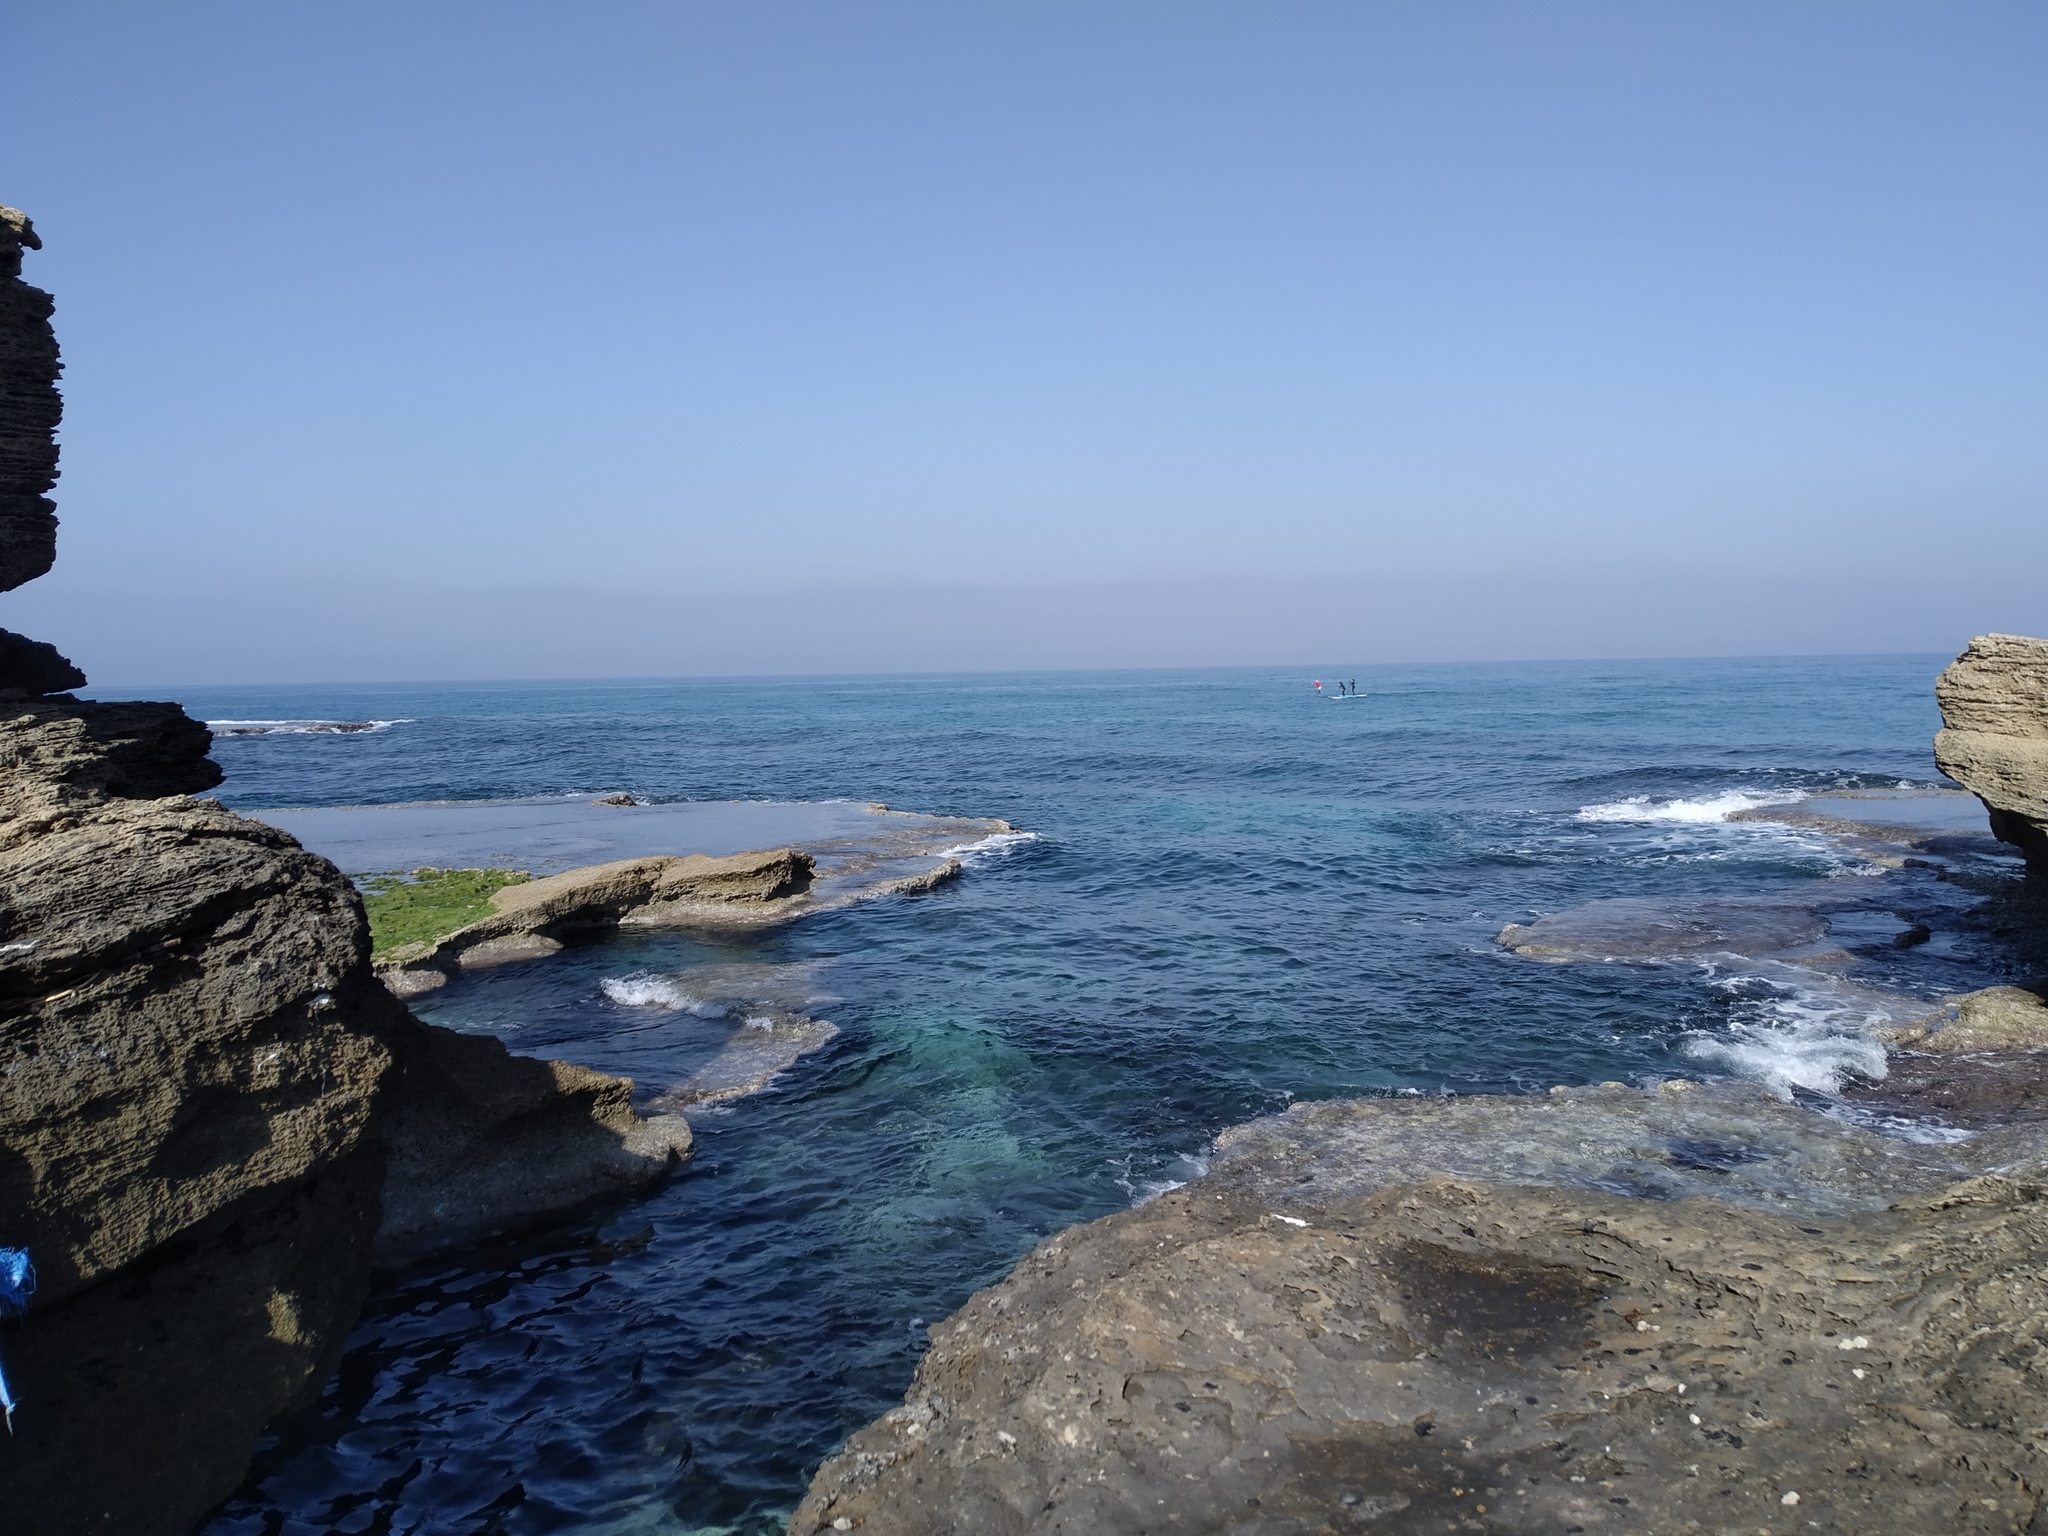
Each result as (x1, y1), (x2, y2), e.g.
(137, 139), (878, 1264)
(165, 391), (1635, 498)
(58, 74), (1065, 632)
(1116, 1152), (1210, 1206)
(1576, 789), (1804, 825)
(940, 830), (1042, 867)
(601, 975), (723, 1015)
(208, 719), (407, 736)
(1681, 972), (1897, 1098)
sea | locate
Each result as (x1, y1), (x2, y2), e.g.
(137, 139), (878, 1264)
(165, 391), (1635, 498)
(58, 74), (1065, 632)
(157, 655), (2023, 1536)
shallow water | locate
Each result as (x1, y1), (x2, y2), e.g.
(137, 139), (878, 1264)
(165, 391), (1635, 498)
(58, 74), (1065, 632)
(151, 656), (2028, 1536)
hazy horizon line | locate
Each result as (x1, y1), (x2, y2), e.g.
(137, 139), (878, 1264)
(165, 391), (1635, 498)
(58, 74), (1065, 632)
(75, 647), (1967, 696)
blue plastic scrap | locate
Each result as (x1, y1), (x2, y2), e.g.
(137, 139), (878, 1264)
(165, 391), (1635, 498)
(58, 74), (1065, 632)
(0, 1246), (34, 1435)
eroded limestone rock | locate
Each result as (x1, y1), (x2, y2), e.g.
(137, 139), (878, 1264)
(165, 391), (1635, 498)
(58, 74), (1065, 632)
(0, 206), (696, 1534)
(1935, 633), (2048, 869)
(0, 206), (61, 598)
(1914, 985), (2048, 1055)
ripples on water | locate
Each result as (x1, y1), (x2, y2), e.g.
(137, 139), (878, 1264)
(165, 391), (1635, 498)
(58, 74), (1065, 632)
(164, 657), (2019, 1535)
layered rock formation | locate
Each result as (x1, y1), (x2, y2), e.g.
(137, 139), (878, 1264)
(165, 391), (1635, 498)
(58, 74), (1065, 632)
(1936, 633), (2048, 870)
(0, 695), (402, 1534)
(795, 1087), (2048, 1536)
(378, 847), (816, 996)
(0, 207), (73, 689)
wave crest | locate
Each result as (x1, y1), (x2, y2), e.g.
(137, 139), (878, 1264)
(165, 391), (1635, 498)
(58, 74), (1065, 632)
(941, 830), (1042, 866)
(1576, 790), (1803, 824)
(208, 719), (407, 736)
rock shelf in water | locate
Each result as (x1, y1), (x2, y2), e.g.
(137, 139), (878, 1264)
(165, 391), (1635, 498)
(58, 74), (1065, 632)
(372, 848), (824, 996)
(257, 796), (1010, 995)
(794, 1083), (2048, 1536)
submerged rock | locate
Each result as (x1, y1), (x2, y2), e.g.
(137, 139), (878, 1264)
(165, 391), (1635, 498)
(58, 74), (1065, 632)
(1935, 633), (2048, 870)
(1846, 1047), (2048, 1132)
(794, 1089), (2048, 1536)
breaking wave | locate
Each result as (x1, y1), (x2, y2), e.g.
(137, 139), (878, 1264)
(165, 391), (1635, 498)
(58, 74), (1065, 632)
(208, 719), (407, 736)
(1575, 789), (1805, 824)
(941, 830), (1042, 866)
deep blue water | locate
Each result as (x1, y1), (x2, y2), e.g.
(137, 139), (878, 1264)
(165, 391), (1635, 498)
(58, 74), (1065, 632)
(153, 657), (2015, 1536)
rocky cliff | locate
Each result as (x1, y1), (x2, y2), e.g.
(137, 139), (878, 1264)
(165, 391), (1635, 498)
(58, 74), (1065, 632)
(0, 695), (402, 1534)
(1936, 633), (2048, 870)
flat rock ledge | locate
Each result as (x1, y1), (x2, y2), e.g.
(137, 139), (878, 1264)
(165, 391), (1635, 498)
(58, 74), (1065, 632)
(377, 847), (818, 996)
(794, 1084), (2048, 1536)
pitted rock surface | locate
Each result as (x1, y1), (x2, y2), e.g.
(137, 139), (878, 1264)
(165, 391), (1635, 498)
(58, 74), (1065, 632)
(1936, 633), (2048, 870)
(794, 1161), (2048, 1536)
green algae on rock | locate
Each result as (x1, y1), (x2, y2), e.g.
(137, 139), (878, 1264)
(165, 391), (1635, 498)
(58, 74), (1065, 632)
(374, 848), (819, 996)
(360, 866), (531, 957)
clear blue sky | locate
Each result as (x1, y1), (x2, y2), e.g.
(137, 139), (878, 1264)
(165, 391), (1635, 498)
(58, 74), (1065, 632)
(4, 1), (2044, 682)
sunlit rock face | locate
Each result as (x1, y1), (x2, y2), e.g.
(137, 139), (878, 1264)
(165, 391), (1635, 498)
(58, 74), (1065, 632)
(1936, 633), (2048, 871)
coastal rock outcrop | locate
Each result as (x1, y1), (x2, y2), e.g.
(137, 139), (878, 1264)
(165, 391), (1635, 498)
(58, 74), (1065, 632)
(1880, 984), (2048, 1056)
(378, 847), (816, 996)
(375, 1019), (692, 1266)
(1936, 633), (2048, 870)
(0, 208), (695, 1535)
(0, 628), (85, 694)
(794, 1087), (2048, 1536)
(0, 693), (402, 1535)
(0, 209), (396, 1533)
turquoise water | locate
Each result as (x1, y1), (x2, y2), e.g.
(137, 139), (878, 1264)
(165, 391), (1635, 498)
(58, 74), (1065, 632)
(171, 657), (2016, 1535)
